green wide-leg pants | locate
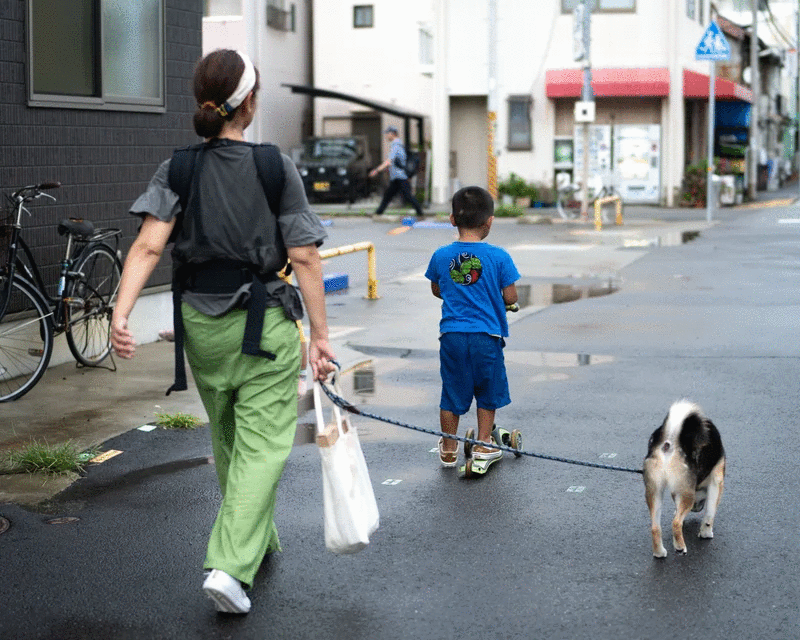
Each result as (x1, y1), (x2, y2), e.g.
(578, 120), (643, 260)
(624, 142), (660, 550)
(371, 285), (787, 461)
(182, 303), (300, 589)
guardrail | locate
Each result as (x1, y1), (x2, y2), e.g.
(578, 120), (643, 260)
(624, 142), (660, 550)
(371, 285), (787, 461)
(319, 241), (379, 300)
(594, 195), (623, 231)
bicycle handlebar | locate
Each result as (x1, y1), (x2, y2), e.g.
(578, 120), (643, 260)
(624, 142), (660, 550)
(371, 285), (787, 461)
(10, 182), (60, 203)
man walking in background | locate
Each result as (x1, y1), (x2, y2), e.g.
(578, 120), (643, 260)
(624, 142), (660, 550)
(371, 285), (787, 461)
(370, 126), (424, 217)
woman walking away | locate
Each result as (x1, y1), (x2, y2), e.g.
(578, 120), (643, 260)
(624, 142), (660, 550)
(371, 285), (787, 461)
(110, 49), (336, 614)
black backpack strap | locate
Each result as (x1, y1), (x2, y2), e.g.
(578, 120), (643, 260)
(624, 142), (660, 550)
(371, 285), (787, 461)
(168, 144), (204, 215)
(251, 143), (285, 216)
(165, 143), (202, 395)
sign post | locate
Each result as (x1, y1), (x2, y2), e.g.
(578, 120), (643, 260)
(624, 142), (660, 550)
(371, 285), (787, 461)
(696, 21), (731, 223)
(574, 0), (593, 220)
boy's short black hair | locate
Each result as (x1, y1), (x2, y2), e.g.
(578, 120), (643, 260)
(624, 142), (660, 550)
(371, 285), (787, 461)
(451, 186), (494, 229)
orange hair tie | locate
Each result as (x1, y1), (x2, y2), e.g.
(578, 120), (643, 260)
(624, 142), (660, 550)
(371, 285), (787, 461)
(199, 100), (230, 118)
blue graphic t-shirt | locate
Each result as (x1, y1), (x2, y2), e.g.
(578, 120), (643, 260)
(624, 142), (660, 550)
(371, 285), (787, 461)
(425, 241), (520, 337)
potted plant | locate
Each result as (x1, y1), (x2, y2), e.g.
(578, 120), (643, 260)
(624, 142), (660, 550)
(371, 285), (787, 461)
(498, 173), (534, 208)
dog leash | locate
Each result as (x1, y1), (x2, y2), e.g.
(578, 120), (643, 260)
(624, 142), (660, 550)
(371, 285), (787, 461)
(318, 380), (644, 476)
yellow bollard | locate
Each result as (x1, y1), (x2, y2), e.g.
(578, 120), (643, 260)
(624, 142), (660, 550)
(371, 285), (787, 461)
(594, 198), (602, 232)
(593, 195), (623, 231)
(318, 241), (380, 300)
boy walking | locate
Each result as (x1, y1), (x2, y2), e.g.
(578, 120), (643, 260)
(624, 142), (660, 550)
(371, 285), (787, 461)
(425, 186), (520, 467)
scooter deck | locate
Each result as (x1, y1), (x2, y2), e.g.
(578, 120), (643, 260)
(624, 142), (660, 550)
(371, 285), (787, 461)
(459, 455), (501, 477)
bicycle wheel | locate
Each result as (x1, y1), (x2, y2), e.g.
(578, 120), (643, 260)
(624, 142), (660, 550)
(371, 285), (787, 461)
(66, 243), (121, 367)
(0, 275), (54, 402)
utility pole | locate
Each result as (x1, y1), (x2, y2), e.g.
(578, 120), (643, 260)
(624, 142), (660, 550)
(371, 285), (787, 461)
(579, 0), (593, 219)
(749, 0), (759, 200)
(487, 0), (498, 199)
(707, 62), (717, 223)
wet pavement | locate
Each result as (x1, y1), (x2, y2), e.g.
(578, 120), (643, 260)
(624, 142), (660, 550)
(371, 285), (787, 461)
(2, 196), (800, 639)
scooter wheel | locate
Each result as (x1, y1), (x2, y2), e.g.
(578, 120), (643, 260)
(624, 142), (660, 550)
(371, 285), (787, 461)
(464, 458), (473, 478)
(510, 430), (523, 458)
(464, 429), (475, 459)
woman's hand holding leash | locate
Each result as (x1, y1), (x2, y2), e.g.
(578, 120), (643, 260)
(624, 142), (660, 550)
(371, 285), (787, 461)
(309, 337), (337, 381)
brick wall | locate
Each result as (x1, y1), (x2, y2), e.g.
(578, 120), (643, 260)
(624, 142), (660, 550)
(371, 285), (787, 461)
(0, 0), (202, 292)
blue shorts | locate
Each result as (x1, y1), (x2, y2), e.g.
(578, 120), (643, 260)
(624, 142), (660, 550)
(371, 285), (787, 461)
(439, 332), (510, 415)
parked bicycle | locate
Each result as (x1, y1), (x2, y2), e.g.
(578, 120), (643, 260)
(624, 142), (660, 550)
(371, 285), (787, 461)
(556, 174), (620, 221)
(0, 182), (122, 402)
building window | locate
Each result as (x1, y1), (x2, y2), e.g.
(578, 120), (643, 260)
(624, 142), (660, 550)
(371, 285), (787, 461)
(419, 25), (434, 66)
(204, 0), (242, 16)
(686, 0), (696, 19)
(29, 0), (164, 111)
(267, 0), (295, 31)
(561, 0), (635, 12)
(507, 96), (532, 151)
(354, 5), (374, 28)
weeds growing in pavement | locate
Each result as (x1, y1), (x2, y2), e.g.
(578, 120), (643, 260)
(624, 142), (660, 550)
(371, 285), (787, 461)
(155, 411), (203, 430)
(6, 441), (93, 475)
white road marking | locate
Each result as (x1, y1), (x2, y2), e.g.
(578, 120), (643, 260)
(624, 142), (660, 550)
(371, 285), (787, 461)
(510, 244), (594, 251)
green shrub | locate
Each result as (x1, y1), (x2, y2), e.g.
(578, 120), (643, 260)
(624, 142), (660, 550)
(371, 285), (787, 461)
(494, 203), (525, 217)
(498, 173), (535, 199)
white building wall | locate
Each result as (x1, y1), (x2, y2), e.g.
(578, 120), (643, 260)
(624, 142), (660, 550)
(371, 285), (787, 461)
(312, 0), (435, 137)
(203, 0), (312, 153)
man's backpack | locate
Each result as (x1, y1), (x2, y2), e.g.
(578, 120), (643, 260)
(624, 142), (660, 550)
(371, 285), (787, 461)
(393, 150), (420, 178)
(168, 141), (286, 227)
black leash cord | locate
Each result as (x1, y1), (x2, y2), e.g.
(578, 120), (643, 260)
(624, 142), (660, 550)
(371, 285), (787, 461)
(319, 382), (643, 476)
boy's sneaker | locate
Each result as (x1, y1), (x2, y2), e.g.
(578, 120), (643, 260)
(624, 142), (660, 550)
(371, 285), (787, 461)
(472, 440), (502, 462)
(438, 437), (458, 467)
(203, 569), (251, 614)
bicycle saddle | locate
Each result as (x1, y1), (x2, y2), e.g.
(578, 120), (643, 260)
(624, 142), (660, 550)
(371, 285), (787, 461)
(58, 218), (95, 238)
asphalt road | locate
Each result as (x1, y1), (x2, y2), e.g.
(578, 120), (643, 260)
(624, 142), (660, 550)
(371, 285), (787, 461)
(1, 207), (799, 639)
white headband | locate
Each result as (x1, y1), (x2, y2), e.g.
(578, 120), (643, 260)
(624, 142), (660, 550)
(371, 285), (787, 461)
(218, 51), (256, 117)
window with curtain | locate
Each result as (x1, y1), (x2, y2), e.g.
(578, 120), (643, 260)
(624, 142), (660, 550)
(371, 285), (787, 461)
(507, 96), (533, 151)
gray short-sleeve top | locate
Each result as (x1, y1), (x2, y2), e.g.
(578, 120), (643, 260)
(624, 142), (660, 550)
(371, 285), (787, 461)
(129, 140), (327, 316)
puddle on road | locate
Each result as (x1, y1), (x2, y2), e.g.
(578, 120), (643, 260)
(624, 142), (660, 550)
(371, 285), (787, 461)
(623, 230), (701, 249)
(295, 351), (614, 445)
(516, 278), (619, 308)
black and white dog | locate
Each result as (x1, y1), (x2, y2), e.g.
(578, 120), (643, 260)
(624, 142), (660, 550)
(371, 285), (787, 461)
(643, 400), (725, 558)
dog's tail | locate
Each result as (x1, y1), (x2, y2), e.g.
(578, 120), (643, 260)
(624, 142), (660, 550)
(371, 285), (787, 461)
(662, 399), (704, 453)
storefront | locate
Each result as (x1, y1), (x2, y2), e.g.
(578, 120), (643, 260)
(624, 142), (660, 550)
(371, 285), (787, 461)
(545, 67), (753, 205)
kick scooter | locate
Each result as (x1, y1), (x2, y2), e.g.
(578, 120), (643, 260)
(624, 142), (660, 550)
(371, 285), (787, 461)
(460, 425), (523, 478)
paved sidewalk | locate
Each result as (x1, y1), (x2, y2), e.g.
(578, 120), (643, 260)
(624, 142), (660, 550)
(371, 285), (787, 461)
(0, 194), (792, 505)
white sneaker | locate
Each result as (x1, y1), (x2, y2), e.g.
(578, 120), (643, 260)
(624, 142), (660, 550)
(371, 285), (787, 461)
(202, 569), (251, 614)
(472, 441), (503, 462)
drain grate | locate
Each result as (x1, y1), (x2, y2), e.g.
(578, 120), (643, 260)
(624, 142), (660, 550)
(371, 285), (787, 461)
(0, 516), (9, 535)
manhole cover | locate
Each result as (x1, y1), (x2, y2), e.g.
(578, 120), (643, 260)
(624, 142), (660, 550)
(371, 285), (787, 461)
(46, 517), (80, 525)
(0, 516), (9, 535)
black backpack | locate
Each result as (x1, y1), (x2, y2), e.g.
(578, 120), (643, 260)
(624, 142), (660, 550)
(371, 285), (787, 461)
(168, 141), (286, 235)
(394, 150), (420, 178)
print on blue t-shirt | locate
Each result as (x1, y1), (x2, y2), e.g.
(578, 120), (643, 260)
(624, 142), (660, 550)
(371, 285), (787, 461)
(425, 241), (520, 337)
(449, 252), (483, 285)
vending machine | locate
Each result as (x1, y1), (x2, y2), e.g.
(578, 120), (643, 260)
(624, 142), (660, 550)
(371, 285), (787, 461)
(613, 124), (661, 203)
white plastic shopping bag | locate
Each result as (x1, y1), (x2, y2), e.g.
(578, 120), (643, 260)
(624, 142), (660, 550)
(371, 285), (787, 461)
(314, 378), (380, 554)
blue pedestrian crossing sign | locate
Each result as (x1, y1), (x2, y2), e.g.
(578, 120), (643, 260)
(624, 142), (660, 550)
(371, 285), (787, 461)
(695, 21), (731, 61)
